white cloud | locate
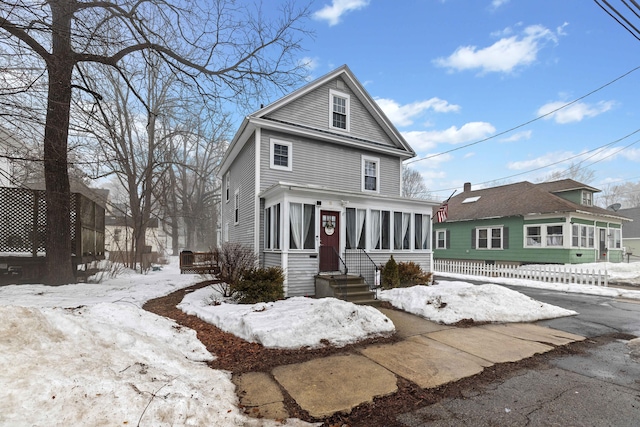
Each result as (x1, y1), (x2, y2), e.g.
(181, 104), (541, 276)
(500, 130), (532, 142)
(375, 97), (460, 127)
(507, 146), (630, 171)
(403, 122), (496, 151)
(313, 0), (370, 26)
(434, 24), (561, 74)
(537, 100), (615, 124)
(491, 0), (510, 9)
(507, 151), (575, 170)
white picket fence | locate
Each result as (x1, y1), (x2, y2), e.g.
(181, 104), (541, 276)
(433, 260), (609, 287)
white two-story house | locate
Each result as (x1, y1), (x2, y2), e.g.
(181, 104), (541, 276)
(219, 65), (438, 297)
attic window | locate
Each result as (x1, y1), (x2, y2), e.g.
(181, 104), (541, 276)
(462, 196), (481, 203)
(582, 191), (593, 206)
(329, 89), (350, 132)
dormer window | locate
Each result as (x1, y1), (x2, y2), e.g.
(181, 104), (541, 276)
(329, 89), (350, 132)
(582, 191), (593, 206)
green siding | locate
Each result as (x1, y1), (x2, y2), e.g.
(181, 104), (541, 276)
(434, 217), (601, 264)
(556, 190), (582, 204)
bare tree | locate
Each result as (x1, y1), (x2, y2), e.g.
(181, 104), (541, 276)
(540, 163), (596, 184)
(402, 166), (432, 199)
(0, 0), (310, 284)
(597, 180), (640, 208)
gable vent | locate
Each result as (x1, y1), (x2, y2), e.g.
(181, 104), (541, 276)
(336, 80), (345, 90)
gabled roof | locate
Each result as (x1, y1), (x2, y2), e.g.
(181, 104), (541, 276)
(219, 65), (414, 175)
(440, 180), (629, 223)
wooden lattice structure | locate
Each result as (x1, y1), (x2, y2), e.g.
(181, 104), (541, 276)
(0, 187), (105, 284)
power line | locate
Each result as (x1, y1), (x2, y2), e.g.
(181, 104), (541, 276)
(594, 0), (640, 41)
(406, 65), (640, 165)
(429, 127), (640, 195)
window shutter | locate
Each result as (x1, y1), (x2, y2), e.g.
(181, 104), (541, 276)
(470, 228), (476, 249)
(503, 227), (509, 249)
(432, 230), (436, 248)
(446, 230), (450, 249)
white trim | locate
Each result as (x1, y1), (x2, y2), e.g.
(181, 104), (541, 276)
(254, 129), (261, 253)
(329, 89), (350, 132)
(361, 155), (380, 193)
(269, 138), (292, 171)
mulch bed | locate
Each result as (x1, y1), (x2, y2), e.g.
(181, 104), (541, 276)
(142, 280), (625, 427)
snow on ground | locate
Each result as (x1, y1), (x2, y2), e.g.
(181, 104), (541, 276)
(179, 290), (395, 349)
(1, 257), (638, 425)
(379, 282), (577, 324)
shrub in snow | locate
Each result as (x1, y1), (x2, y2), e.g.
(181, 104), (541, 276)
(234, 266), (285, 304)
(381, 255), (400, 289)
(212, 243), (257, 297)
(398, 261), (433, 287)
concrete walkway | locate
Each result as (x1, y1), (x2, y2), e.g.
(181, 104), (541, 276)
(232, 307), (585, 419)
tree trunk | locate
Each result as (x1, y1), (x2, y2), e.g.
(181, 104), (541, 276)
(44, 1), (75, 285)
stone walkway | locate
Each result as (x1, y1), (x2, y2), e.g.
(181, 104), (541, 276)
(232, 307), (585, 419)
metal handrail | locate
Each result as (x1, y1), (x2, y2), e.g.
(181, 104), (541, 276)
(344, 248), (380, 298)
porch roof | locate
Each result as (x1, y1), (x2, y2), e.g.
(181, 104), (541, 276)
(260, 181), (439, 209)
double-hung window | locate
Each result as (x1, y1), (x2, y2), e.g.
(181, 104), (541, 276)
(329, 89), (350, 131)
(609, 228), (621, 249)
(270, 139), (292, 171)
(234, 189), (239, 224)
(546, 225), (563, 246)
(582, 191), (593, 206)
(362, 156), (379, 192)
(572, 224), (595, 248)
(526, 226), (541, 247)
(225, 173), (230, 203)
(477, 227), (502, 249)
(436, 229), (447, 249)
(289, 203), (315, 250)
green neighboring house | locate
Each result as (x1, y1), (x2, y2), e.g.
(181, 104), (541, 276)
(433, 179), (631, 265)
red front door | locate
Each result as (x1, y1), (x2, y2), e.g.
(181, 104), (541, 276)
(319, 210), (340, 272)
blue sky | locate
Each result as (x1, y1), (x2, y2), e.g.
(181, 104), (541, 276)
(279, 0), (640, 201)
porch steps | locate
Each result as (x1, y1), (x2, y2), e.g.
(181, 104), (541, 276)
(314, 274), (380, 306)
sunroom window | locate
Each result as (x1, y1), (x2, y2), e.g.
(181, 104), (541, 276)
(289, 203), (315, 250)
(346, 208), (366, 249)
(371, 210), (390, 250)
(414, 213), (430, 249)
(393, 212), (411, 250)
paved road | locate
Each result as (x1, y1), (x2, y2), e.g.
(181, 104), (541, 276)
(397, 278), (640, 426)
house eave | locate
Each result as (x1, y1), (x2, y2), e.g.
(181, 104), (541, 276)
(251, 117), (414, 159)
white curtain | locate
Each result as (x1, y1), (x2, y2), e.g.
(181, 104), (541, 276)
(371, 210), (380, 249)
(402, 213), (410, 249)
(394, 213), (402, 249)
(422, 215), (430, 249)
(356, 209), (366, 249)
(290, 203), (302, 249)
(346, 208), (356, 249)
